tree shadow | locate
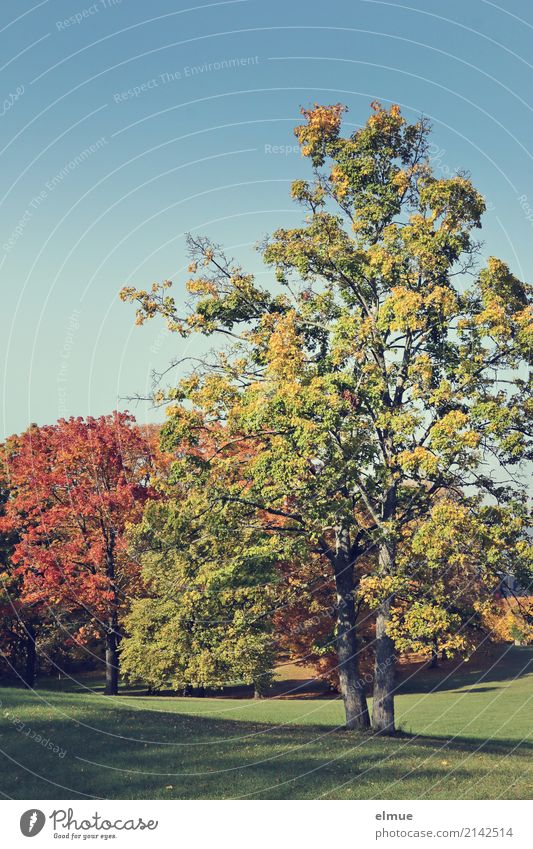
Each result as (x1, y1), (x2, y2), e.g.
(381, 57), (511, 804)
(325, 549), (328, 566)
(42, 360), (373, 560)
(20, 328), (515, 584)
(0, 685), (531, 801)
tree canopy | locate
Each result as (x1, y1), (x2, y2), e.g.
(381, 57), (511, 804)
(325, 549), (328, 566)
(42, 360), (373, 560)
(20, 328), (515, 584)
(122, 101), (532, 731)
(0, 413), (155, 694)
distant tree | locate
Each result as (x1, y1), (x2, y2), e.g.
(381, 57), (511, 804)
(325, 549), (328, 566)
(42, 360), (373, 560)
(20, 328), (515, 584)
(122, 101), (532, 732)
(0, 414), (154, 694)
(0, 575), (41, 687)
(486, 599), (533, 646)
(274, 553), (340, 688)
(362, 497), (531, 665)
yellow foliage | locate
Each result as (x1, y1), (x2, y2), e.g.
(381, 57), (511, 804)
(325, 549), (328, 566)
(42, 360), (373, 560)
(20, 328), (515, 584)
(484, 599), (533, 645)
(392, 169), (410, 194)
(379, 287), (425, 332)
(429, 410), (480, 451)
(266, 312), (304, 379)
(330, 165), (351, 199)
(426, 285), (458, 316)
(397, 445), (439, 476)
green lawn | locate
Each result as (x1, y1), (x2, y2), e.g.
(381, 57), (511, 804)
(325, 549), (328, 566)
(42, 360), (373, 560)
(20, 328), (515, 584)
(1, 646), (532, 800)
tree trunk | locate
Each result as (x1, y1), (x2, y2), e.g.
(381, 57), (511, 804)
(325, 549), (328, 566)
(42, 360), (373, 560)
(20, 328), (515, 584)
(372, 543), (396, 734)
(334, 547), (370, 731)
(253, 672), (270, 699)
(104, 624), (119, 695)
(104, 531), (119, 695)
(23, 624), (36, 689)
(429, 636), (439, 669)
(253, 681), (265, 699)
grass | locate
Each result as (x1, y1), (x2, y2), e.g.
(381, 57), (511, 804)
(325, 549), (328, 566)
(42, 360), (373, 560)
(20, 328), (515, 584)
(0, 646), (532, 800)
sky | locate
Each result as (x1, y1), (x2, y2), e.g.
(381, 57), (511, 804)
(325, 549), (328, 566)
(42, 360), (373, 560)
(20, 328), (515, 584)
(1, 0), (532, 439)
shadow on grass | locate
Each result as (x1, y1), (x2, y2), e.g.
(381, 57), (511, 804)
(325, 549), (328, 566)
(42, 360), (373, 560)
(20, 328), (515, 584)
(0, 684), (532, 801)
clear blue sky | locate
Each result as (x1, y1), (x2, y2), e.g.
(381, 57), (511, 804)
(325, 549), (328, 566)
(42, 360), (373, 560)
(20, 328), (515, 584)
(1, 0), (532, 438)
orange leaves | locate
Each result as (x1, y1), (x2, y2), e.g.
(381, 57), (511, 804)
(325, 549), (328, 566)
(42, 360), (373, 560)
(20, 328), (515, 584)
(484, 597), (533, 645)
(3, 414), (155, 619)
(366, 100), (405, 136)
(298, 102), (345, 137)
(294, 103), (346, 164)
(186, 277), (219, 297)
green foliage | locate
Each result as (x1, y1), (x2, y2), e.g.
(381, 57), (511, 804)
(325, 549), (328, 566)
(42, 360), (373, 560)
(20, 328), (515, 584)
(121, 483), (278, 692)
(121, 101), (531, 558)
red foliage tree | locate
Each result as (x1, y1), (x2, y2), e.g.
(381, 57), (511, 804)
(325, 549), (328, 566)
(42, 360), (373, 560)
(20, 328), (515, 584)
(0, 413), (155, 694)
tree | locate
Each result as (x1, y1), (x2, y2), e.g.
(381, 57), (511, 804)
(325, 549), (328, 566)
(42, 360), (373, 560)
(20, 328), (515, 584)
(275, 496), (531, 687)
(274, 553), (340, 688)
(0, 414), (154, 694)
(361, 497), (531, 666)
(121, 442), (278, 695)
(121, 101), (532, 732)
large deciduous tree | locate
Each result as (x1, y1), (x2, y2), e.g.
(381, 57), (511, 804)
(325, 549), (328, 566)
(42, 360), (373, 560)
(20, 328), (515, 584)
(0, 413), (154, 694)
(121, 102), (532, 732)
